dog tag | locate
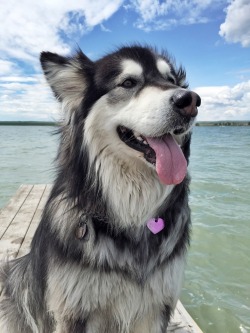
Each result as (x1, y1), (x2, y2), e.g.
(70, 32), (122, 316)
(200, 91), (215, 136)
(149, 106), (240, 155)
(147, 218), (165, 234)
(75, 221), (88, 240)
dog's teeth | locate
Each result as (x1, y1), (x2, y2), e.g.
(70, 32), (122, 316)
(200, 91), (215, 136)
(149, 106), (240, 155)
(132, 130), (149, 145)
(134, 132), (143, 141)
(137, 137), (148, 146)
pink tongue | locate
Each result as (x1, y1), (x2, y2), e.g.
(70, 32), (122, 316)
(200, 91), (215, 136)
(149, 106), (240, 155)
(146, 134), (187, 185)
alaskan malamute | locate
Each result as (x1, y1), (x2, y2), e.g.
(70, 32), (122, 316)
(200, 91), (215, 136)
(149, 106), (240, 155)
(0, 45), (201, 333)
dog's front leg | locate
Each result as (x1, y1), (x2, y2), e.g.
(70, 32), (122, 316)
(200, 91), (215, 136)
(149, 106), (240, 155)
(53, 315), (88, 333)
(133, 306), (171, 333)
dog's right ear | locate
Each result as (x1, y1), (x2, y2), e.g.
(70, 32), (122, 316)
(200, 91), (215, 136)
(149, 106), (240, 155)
(40, 51), (93, 108)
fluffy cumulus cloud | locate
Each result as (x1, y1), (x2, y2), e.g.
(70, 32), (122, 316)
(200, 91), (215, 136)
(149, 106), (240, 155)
(195, 81), (250, 121)
(128, 0), (219, 31)
(0, 0), (123, 63)
(0, 75), (58, 121)
(219, 0), (250, 47)
(0, 0), (123, 121)
(0, 59), (21, 75)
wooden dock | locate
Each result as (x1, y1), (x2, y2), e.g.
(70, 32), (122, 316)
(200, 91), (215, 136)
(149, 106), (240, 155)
(0, 185), (203, 333)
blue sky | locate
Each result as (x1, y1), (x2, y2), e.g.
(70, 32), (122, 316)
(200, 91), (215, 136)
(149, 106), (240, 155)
(0, 0), (250, 121)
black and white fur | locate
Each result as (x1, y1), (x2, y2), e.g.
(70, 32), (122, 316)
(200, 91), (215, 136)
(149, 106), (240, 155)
(0, 45), (200, 333)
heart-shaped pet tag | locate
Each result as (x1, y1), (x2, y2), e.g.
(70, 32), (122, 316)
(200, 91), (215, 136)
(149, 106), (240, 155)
(147, 218), (165, 234)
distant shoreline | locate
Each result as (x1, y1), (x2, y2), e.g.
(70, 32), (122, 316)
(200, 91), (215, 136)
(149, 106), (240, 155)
(0, 121), (57, 126)
(196, 121), (250, 126)
(0, 120), (250, 126)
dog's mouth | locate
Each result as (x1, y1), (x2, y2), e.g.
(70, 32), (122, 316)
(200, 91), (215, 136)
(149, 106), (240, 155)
(117, 126), (156, 164)
(117, 125), (187, 185)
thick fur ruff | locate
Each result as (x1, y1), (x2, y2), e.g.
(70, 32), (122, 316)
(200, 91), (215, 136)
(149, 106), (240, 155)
(0, 45), (200, 333)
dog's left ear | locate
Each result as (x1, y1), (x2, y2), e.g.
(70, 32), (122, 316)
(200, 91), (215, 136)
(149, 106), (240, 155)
(40, 50), (93, 108)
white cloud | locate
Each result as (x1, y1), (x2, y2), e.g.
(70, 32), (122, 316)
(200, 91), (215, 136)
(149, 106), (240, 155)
(194, 80), (250, 121)
(128, 0), (219, 31)
(0, 0), (123, 121)
(0, 0), (123, 64)
(0, 59), (21, 75)
(0, 75), (58, 121)
(100, 24), (112, 32)
(219, 0), (250, 47)
(0, 76), (39, 83)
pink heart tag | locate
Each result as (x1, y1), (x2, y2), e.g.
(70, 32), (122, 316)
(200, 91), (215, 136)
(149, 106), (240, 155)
(147, 218), (165, 234)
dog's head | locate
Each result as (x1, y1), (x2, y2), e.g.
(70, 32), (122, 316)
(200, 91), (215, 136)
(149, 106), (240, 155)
(41, 45), (200, 186)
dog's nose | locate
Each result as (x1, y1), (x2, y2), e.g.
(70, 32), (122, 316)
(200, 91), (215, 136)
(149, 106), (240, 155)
(172, 90), (201, 118)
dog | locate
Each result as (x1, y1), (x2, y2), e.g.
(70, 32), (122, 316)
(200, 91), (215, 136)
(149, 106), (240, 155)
(0, 45), (201, 333)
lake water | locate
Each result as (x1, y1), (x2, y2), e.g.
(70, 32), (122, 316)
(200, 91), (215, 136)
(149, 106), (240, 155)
(0, 125), (249, 333)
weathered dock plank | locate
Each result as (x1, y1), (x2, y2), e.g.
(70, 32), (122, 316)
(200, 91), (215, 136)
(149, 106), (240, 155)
(0, 184), (46, 260)
(17, 184), (52, 258)
(0, 184), (32, 238)
(0, 185), (203, 333)
(170, 301), (203, 333)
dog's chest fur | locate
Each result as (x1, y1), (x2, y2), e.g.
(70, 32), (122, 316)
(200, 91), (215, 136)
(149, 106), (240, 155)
(47, 254), (185, 332)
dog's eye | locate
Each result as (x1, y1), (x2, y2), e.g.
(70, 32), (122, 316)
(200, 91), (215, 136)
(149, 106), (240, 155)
(167, 76), (176, 84)
(121, 79), (137, 89)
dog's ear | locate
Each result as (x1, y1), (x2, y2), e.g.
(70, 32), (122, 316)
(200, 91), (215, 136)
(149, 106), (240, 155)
(40, 50), (93, 108)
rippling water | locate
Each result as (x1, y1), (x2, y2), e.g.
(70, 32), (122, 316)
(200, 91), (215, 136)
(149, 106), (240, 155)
(183, 126), (250, 333)
(0, 125), (250, 333)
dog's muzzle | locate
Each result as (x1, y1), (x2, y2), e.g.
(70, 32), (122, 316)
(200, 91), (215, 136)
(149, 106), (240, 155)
(171, 90), (201, 118)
